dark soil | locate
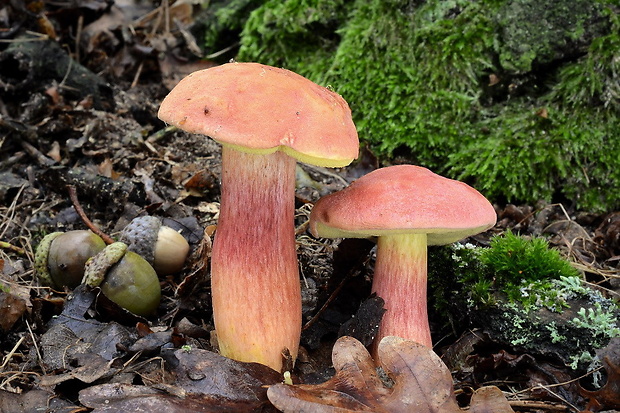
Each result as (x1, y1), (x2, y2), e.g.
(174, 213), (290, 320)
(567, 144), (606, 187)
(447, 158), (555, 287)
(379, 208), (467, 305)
(0, 2), (619, 412)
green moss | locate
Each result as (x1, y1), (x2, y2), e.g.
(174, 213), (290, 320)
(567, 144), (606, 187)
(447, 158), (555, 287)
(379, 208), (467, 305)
(237, 0), (349, 77)
(216, 0), (620, 211)
(431, 232), (581, 312)
(479, 231), (580, 300)
(495, 0), (609, 73)
(428, 232), (620, 367)
(202, 0), (265, 60)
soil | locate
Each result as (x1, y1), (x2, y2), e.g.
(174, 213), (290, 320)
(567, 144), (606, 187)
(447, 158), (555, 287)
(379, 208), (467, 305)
(0, 2), (619, 412)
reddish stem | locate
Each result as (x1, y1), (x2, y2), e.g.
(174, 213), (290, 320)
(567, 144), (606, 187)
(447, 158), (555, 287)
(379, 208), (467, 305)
(211, 147), (301, 371)
(371, 233), (431, 350)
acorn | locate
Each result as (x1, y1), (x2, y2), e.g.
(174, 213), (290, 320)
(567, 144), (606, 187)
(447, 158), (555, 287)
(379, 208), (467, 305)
(83, 242), (161, 317)
(35, 230), (106, 289)
(119, 216), (190, 276)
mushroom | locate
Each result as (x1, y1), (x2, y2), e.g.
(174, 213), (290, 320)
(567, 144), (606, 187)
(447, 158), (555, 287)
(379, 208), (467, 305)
(158, 62), (359, 371)
(308, 165), (496, 348)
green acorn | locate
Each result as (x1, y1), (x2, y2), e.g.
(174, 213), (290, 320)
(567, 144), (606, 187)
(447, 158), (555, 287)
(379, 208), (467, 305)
(83, 242), (161, 317)
(35, 230), (106, 289)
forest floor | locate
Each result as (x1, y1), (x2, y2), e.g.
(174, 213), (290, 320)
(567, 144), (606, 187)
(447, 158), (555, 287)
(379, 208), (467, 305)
(0, 1), (619, 412)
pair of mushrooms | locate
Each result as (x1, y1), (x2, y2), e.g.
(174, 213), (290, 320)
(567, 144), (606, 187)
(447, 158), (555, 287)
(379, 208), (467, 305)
(158, 62), (496, 372)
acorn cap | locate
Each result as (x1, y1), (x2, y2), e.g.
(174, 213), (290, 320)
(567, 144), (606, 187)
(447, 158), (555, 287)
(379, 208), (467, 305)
(119, 216), (160, 265)
(309, 165), (497, 245)
(158, 62), (359, 168)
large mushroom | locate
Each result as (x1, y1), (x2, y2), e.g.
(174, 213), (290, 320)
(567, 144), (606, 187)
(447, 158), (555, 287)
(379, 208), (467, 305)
(309, 165), (496, 348)
(158, 62), (358, 371)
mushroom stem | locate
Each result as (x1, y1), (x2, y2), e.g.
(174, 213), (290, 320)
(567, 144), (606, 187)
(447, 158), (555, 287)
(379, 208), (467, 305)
(371, 233), (431, 348)
(211, 147), (301, 371)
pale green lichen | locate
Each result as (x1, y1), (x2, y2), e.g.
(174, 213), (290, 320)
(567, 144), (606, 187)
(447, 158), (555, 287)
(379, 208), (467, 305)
(570, 303), (620, 341)
(545, 322), (566, 344)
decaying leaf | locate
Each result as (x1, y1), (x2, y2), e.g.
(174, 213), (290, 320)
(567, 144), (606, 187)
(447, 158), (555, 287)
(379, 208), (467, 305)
(469, 386), (516, 413)
(0, 389), (79, 412)
(80, 348), (282, 413)
(579, 337), (620, 410)
(268, 336), (514, 413)
(0, 291), (27, 332)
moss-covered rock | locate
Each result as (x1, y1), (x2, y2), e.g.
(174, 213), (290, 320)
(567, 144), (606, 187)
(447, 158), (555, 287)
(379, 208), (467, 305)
(206, 0), (620, 211)
(428, 233), (620, 369)
(495, 0), (610, 73)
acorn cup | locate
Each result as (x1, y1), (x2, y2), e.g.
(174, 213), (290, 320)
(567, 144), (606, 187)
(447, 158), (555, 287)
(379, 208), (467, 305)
(119, 216), (190, 276)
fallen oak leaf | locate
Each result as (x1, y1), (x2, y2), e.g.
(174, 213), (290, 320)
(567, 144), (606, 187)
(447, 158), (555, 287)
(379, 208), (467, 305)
(579, 337), (620, 410)
(268, 336), (514, 413)
(379, 336), (462, 412)
(80, 348), (283, 413)
(269, 336), (389, 412)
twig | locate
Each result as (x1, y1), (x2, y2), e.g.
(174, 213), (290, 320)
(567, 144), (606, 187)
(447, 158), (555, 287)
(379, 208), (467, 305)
(75, 14), (83, 63)
(0, 336), (25, 370)
(146, 125), (178, 144)
(26, 320), (46, 375)
(20, 141), (56, 167)
(0, 240), (25, 255)
(67, 185), (115, 245)
(130, 61), (144, 89)
(530, 385), (580, 412)
(508, 400), (571, 411)
(205, 42), (240, 59)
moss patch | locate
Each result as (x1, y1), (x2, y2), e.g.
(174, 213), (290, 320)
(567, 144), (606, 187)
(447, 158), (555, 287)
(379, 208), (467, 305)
(209, 0), (620, 211)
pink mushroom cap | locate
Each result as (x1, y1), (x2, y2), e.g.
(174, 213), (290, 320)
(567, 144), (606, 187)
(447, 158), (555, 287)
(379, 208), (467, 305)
(309, 165), (497, 244)
(157, 62), (359, 167)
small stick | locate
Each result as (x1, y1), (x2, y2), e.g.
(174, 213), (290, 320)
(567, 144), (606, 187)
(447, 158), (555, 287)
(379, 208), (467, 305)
(67, 185), (114, 245)
(0, 336), (25, 370)
(508, 400), (570, 411)
(0, 240), (25, 255)
(25, 320), (46, 375)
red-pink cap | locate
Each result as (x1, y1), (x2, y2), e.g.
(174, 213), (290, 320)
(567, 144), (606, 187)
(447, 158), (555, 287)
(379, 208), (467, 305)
(158, 62), (359, 167)
(309, 165), (497, 245)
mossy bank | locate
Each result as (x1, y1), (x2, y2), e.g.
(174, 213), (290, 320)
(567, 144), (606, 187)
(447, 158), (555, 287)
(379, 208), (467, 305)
(204, 0), (620, 211)
(428, 232), (620, 370)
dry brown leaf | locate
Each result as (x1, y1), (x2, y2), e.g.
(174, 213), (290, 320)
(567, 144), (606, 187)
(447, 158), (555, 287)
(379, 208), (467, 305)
(0, 292), (27, 332)
(268, 336), (514, 413)
(470, 386), (515, 413)
(579, 337), (620, 410)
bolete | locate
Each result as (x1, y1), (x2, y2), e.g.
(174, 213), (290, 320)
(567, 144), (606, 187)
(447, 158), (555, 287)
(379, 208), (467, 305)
(158, 62), (358, 371)
(309, 165), (496, 348)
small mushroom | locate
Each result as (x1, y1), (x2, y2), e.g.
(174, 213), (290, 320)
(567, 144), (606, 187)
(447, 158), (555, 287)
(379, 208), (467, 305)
(158, 62), (359, 371)
(35, 230), (106, 289)
(83, 242), (161, 317)
(309, 165), (496, 348)
(119, 216), (190, 276)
